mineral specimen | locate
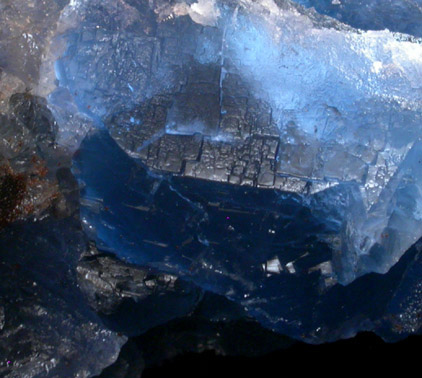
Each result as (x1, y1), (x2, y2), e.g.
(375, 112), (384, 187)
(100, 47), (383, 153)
(2, 0), (422, 376)
(54, 0), (422, 285)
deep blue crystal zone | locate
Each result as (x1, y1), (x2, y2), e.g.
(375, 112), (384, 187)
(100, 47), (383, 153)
(295, 0), (422, 37)
(74, 131), (422, 342)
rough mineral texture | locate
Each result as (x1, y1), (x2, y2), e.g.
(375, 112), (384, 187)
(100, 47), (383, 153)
(77, 244), (203, 336)
(2, 0), (422, 376)
(54, 0), (422, 286)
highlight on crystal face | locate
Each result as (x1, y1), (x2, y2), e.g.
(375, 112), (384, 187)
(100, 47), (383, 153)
(1, 0), (422, 376)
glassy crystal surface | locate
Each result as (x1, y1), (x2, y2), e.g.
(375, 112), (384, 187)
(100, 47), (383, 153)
(2, 0), (422, 376)
(45, 0), (422, 339)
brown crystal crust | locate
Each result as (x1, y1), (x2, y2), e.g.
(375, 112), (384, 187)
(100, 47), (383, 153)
(0, 166), (27, 228)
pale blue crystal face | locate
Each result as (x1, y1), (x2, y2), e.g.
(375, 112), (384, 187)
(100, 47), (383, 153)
(47, 0), (422, 341)
(223, 4), (422, 283)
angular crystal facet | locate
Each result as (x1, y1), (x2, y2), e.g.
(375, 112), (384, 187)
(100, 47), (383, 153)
(53, 0), (422, 285)
(3, 1), (422, 375)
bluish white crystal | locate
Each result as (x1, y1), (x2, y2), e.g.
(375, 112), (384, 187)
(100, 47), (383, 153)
(220, 0), (422, 282)
(50, 0), (422, 286)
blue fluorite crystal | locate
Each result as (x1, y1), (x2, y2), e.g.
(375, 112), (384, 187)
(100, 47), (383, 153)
(3, 2), (422, 375)
(48, 0), (422, 342)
